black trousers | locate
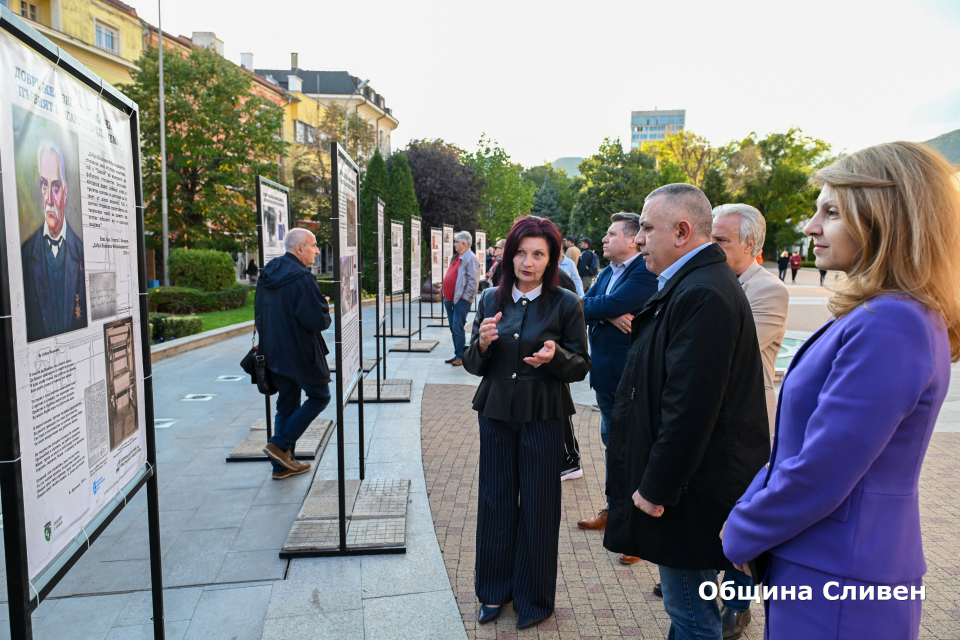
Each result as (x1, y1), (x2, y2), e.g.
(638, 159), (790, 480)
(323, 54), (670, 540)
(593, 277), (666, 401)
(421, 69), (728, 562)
(475, 413), (564, 619)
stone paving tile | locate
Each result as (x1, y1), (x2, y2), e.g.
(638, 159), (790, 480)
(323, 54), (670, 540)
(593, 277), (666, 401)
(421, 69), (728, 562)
(421, 384), (960, 640)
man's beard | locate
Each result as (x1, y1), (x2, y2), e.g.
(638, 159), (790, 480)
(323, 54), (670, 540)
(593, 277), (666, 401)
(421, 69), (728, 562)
(45, 204), (63, 234)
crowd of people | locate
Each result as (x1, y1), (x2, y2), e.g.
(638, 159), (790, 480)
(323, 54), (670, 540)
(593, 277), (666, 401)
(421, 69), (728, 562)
(249, 141), (959, 639)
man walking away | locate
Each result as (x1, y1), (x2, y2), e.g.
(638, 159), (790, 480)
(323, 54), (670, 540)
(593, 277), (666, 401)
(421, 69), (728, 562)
(576, 213), (658, 567)
(577, 238), (600, 293)
(564, 235), (581, 266)
(258, 229), (333, 480)
(444, 231), (480, 366)
(712, 204), (788, 638)
(604, 185), (769, 640)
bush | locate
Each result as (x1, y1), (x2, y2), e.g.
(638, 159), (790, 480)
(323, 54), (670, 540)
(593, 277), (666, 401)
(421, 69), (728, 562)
(168, 248), (236, 292)
(148, 285), (249, 314)
(149, 313), (203, 341)
(316, 275), (335, 300)
(801, 261), (818, 269)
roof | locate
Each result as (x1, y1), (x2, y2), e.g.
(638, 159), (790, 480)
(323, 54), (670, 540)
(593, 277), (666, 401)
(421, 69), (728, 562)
(253, 69), (359, 95)
(100, 0), (139, 17)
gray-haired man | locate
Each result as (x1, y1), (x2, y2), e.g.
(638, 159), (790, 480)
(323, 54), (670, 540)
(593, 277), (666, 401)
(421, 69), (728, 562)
(711, 203), (789, 639)
(443, 230), (480, 366)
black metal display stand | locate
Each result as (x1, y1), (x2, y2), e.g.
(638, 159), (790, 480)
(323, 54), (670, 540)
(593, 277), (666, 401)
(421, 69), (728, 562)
(0, 10), (164, 638)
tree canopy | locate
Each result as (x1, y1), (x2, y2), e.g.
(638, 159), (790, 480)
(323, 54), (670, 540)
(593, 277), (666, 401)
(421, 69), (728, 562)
(462, 135), (536, 240)
(404, 139), (484, 234)
(386, 152), (419, 291)
(121, 46), (286, 252)
(359, 148), (389, 292)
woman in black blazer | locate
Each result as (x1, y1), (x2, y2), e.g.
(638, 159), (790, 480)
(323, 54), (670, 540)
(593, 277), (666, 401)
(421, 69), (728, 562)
(463, 216), (591, 631)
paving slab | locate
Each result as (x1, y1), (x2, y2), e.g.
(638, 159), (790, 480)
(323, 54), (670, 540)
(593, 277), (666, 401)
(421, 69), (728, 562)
(283, 520), (341, 551)
(346, 518), (405, 548)
(378, 327), (420, 337)
(181, 585), (270, 640)
(328, 357), (377, 373)
(349, 378), (412, 403)
(298, 479), (361, 520)
(362, 590), (467, 640)
(227, 417), (333, 460)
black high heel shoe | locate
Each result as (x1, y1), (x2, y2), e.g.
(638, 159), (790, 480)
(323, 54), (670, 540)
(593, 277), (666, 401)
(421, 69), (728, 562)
(517, 615), (544, 630)
(478, 605), (501, 624)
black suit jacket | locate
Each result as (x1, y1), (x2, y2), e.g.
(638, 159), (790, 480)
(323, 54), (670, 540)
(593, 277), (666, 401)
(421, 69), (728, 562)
(603, 244), (770, 570)
(463, 287), (590, 422)
(22, 223), (87, 343)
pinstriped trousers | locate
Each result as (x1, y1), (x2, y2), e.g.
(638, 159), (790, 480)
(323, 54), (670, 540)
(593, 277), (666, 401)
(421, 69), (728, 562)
(475, 412), (565, 619)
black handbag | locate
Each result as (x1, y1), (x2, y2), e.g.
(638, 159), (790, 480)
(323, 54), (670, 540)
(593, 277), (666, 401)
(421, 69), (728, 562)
(240, 291), (277, 395)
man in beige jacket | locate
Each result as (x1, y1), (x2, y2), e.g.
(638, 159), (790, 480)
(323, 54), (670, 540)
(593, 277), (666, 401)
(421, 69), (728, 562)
(711, 203), (788, 640)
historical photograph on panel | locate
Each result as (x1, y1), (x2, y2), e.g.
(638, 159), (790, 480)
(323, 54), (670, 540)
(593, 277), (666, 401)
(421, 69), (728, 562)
(346, 196), (358, 248)
(84, 380), (109, 467)
(264, 205), (284, 249)
(340, 256), (358, 311)
(103, 317), (139, 451)
(88, 271), (118, 321)
(12, 105), (87, 343)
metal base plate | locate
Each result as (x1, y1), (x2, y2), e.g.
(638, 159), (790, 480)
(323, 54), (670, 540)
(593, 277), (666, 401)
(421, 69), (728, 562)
(389, 340), (439, 353)
(376, 327), (420, 338)
(350, 379), (412, 403)
(226, 417), (333, 462)
(328, 357), (377, 373)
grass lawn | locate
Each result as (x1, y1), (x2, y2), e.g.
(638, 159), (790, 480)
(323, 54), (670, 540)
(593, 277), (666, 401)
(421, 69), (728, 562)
(197, 289), (254, 332)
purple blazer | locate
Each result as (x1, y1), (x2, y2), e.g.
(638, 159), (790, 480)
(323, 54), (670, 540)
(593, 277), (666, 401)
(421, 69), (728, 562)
(723, 295), (950, 584)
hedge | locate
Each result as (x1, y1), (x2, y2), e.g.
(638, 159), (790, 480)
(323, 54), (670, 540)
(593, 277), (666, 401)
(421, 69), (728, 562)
(148, 285), (249, 314)
(168, 248), (236, 292)
(316, 275), (335, 300)
(148, 313), (203, 341)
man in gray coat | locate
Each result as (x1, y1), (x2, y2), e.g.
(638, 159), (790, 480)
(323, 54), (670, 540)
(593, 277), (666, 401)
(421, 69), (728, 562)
(443, 230), (480, 366)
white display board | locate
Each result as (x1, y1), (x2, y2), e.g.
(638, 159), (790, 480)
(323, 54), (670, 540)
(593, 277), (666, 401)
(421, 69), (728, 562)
(442, 225), (454, 274)
(410, 217), (421, 297)
(475, 231), (487, 283)
(0, 29), (147, 579)
(390, 220), (403, 294)
(258, 179), (288, 267)
(430, 228), (442, 285)
(335, 145), (361, 406)
(376, 199), (385, 326)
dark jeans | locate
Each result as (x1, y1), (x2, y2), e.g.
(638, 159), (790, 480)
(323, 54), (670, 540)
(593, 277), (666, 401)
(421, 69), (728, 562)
(791, 268), (799, 282)
(659, 566), (722, 640)
(269, 372), (332, 472)
(778, 267), (787, 281)
(721, 567), (754, 613)
(595, 389), (616, 505)
(444, 298), (471, 359)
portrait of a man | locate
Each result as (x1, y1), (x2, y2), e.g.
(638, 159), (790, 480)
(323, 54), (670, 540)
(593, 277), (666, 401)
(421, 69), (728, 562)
(21, 138), (87, 342)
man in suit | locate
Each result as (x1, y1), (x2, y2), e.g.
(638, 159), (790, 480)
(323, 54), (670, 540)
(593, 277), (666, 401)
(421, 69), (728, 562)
(22, 140), (87, 343)
(711, 203), (789, 639)
(575, 213), (658, 567)
(603, 184), (769, 640)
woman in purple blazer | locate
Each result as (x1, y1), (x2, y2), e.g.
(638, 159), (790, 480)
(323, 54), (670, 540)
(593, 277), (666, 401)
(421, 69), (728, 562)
(722, 141), (960, 640)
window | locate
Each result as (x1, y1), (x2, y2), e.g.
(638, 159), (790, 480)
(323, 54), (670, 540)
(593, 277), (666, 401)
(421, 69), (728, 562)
(294, 121), (317, 145)
(20, 1), (38, 22)
(95, 22), (119, 54)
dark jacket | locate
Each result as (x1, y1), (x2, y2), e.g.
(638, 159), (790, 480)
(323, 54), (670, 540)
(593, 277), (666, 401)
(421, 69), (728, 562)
(581, 256), (658, 393)
(577, 249), (599, 277)
(777, 255), (789, 270)
(603, 244), (770, 570)
(22, 223), (87, 343)
(463, 286), (590, 422)
(255, 252), (331, 386)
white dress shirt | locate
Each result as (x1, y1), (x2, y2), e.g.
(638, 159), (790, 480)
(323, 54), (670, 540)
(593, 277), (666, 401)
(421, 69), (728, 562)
(656, 242), (712, 291)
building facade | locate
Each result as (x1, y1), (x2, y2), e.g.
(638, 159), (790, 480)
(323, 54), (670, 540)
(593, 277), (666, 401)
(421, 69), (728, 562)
(630, 108), (685, 148)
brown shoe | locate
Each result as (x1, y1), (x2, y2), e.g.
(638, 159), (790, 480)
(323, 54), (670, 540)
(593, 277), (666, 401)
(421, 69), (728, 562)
(444, 356), (458, 364)
(618, 554), (642, 565)
(263, 443), (297, 470)
(272, 460), (312, 480)
(451, 358), (463, 366)
(577, 508), (608, 530)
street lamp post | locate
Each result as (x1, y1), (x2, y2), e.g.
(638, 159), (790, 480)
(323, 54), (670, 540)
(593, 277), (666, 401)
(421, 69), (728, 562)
(158, 0), (169, 286)
(343, 78), (369, 154)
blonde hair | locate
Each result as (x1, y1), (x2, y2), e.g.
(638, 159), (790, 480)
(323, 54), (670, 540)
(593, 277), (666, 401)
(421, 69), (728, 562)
(781, 251), (789, 258)
(812, 141), (960, 361)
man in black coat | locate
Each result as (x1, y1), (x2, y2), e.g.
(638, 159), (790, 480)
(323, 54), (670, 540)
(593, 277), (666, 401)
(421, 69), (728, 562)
(256, 228), (333, 480)
(603, 184), (769, 640)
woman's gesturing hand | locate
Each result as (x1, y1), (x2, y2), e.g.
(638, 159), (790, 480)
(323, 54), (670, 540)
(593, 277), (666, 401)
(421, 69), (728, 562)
(523, 340), (556, 368)
(478, 312), (502, 353)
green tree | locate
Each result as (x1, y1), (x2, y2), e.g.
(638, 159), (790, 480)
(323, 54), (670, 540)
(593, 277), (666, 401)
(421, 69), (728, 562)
(386, 152), (419, 291)
(569, 139), (658, 252)
(463, 135), (536, 240)
(359, 148), (389, 292)
(644, 130), (720, 188)
(531, 178), (563, 227)
(318, 104), (378, 172)
(120, 46), (286, 252)
(522, 163), (573, 230)
(701, 166), (732, 209)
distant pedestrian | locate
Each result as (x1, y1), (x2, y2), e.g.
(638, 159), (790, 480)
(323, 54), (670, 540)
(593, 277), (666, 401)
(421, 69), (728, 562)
(789, 250), (802, 282)
(819, 268), (827, 285)
(246, 259), (259, 284)
(777, 251), (789, 281)
(464, 216), (590, 631)
(487, 239), (505, 286)
(558, 253), (584, 296)
(485, 246), (495, 272)
(723, 141), (960, 640)
(443, 231), (480, 366)
(564, 235), (581, 266)
(577, 237), (600, 293)
(256, 229), (332, 480)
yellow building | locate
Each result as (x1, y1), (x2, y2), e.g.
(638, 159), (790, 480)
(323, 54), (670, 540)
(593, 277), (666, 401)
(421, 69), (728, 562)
(3, 0), (144, 87)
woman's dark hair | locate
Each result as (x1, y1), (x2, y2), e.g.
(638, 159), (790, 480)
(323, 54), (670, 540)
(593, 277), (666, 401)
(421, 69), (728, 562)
(493, 216), (562, 312)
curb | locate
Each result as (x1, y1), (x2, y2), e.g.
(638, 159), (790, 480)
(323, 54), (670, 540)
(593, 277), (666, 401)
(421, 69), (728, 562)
(151, 320), (255, 362)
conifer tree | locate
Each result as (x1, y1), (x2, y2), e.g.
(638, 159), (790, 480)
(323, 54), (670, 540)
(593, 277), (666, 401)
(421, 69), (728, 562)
(359, 148), (389, 293)
(531, 178), (564, 229)
(386, 152), (420, 292)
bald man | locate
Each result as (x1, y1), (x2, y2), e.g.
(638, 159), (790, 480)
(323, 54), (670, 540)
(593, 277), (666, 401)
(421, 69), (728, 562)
(257, 228), (333, 479)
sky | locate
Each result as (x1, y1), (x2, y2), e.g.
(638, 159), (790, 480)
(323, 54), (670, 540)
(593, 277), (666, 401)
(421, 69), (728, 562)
(132, 0), (960, 168)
